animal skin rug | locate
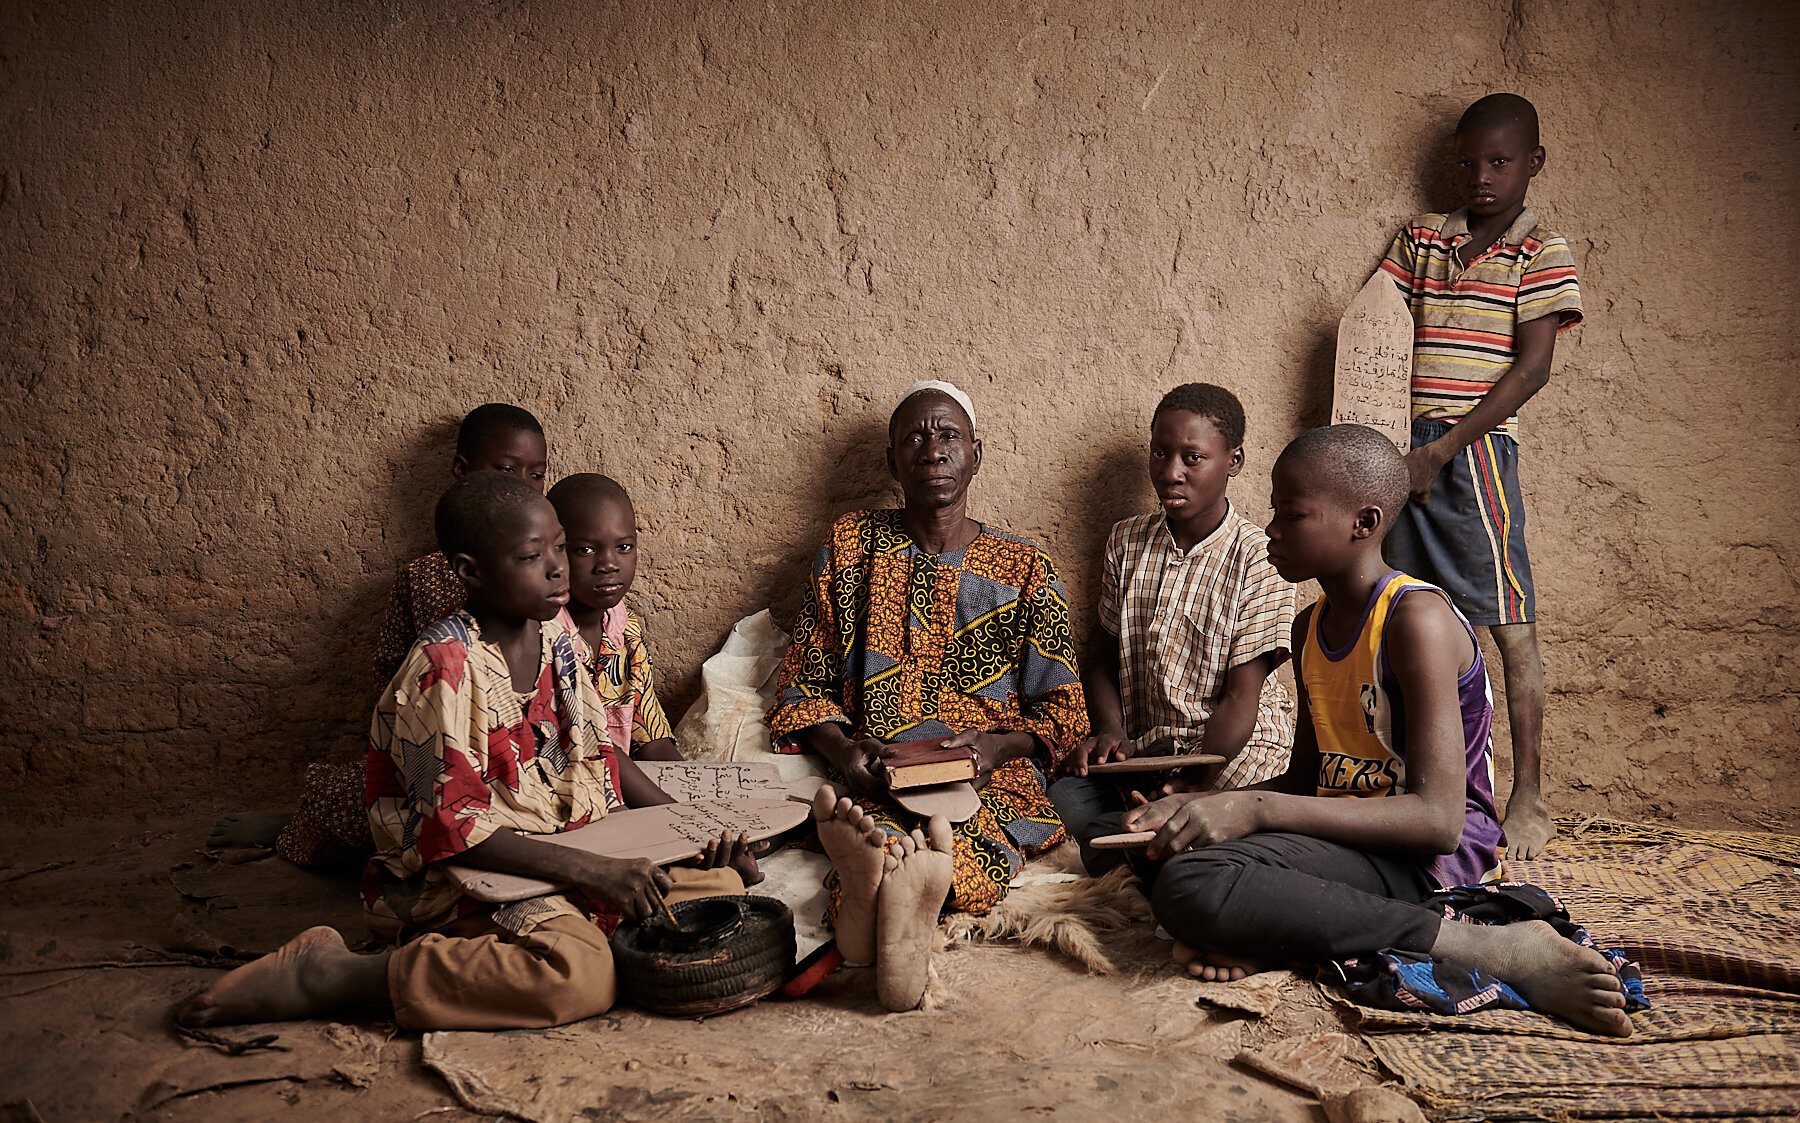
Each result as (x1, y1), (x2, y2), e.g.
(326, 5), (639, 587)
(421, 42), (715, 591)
(938, 844), (1153, 975)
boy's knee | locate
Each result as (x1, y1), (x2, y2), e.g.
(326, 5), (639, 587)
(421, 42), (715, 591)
(1149, 849), (1254, 948)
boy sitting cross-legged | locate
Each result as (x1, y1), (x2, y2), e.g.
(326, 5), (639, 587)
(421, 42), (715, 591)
(1107, 425), (1633, 1037)
(179, 474), (756, 1031)
(547, 473), (684, 762)
(1051, 383), (1296, 863)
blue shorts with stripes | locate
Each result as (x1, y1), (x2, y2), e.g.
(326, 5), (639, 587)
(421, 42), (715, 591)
(1385, 418), (1535, 627)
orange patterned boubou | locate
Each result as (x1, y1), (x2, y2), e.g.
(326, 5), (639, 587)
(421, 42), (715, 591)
(769, 508), (1089, 916)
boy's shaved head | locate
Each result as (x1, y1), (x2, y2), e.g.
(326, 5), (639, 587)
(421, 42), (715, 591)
(456, 403), (544, 459)
(435, 472), (549, 559)
(1154, 382), (1246, 449)
(1278, 425), (1411, 518)
(1457, 93), (1540, 148)
(546, 472), (632, 520)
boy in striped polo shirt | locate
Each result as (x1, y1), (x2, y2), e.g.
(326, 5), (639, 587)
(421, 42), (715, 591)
(1377, 93), (1583, 860)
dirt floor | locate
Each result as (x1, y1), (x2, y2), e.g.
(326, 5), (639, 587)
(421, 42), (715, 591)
(0, 806), (1379, 1122)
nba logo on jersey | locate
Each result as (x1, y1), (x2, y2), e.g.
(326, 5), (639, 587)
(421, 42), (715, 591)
(1359, 683), (1378, 734)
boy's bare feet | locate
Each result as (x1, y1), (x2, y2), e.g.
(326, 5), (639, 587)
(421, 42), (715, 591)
(874, 817), (953, 1012)
(813, 787), (889, 964)
(207, 812), (291, 850)
(1502, 793), (1555, 860)
(1432, 919), (1632, 1036)
(176, 927), (390, 1027)
(1171, 941), (1266, 982)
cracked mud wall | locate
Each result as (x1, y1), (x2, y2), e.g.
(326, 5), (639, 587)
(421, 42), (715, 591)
(2, 0), (1795, 826)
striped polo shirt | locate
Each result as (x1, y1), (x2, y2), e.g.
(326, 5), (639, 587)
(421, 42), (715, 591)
(1379, 208), (1583, 439)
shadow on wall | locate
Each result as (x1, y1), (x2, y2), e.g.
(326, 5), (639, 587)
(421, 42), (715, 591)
(760, 413), (903, 634)
(267, 417), (458, 768)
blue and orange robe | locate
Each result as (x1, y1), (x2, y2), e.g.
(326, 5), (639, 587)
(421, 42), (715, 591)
(769, 509), (1089, 916)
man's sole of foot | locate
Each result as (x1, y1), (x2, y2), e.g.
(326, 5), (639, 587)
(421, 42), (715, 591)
(874, 817), (953, 1012)
(812, 787), (889, 965)
(177, 926), (350, 1027)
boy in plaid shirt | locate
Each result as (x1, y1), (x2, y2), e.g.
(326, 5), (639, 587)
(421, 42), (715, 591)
(1052, 383), (1296, 862)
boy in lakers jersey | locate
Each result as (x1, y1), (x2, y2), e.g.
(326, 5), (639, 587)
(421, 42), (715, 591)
(1115, 425), (1632, 1037)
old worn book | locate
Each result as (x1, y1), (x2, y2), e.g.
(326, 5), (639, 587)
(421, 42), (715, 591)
(884, 739), (978, 790)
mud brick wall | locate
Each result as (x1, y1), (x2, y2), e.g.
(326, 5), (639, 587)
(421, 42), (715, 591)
(2, 0), (1794, 825)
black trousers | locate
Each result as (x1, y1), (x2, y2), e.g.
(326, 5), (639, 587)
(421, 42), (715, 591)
(1088, 813), (1444, 964)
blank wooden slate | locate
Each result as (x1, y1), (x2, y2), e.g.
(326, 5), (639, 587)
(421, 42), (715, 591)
(1331, 271), (1414, 453)
(1084, 753), (1225, 775)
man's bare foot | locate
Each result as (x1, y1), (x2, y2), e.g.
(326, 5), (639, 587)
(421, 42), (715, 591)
(1171, 941), (1266, 982)
(175, 927), (390, 1027)
(207, 812), (291, 850)
(874, 816), (953, 1012)
(813, 787), (890, 964)
(1433, 919), (1632, 1036)
(1502, 792), (1555, 860)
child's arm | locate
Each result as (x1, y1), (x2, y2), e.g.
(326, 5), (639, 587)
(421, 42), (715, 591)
(1196, 652), (1280, 768)
(1125, 594), (1471, 858)
(615, 752), (677, 809)
(625, 622), (684, 761)
(455, 827), (674, 921)
(1406, 315), (1559, 501)
(1069, 628), (1129, 775)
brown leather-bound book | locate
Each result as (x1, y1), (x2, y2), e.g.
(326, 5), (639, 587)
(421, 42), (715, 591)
(883, 738), (978, 790)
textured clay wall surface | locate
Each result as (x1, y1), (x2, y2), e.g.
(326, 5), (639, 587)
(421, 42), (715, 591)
(2, 1), (1795, 826)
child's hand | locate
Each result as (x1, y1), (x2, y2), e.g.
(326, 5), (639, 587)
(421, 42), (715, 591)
(688, 830), (768, 886)
(1405, 445), (1450, 504)
(1119, 790), (1194, 834)
(1067, 728), (1133, 776)
(1124, 790), (1259, 859)
(570, 854), (675, 921)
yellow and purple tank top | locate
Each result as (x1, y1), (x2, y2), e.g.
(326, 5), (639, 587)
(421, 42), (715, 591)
(1300, 571), (1504, 887)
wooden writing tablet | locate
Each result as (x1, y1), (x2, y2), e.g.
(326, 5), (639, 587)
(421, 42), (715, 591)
(1330, 271), (1414, 454)
(1088, 831), (1157, 850)
(891, 781), (981, 823)
(1084, 753), (1225, 775)
(446, 797), (813, 904)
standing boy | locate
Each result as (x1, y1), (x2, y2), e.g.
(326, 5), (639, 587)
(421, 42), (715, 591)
(1378, 93), (1583, 858)
(1053, 383), (1295, 852)
(1116, 425), (1631, 1037)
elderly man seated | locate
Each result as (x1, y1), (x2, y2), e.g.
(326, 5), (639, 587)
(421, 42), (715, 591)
(770, 380), (1089, 1010)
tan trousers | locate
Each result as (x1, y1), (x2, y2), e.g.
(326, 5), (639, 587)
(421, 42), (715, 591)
(388, 867), (745, 1030)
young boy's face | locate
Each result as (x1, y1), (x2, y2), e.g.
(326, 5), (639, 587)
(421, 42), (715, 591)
(454, 427), (550, 492)
(1264, 457), (1358, 583)
(463, 498), (570, 621)
(1149, 410), (1242, 521)
(563, 495), (638, 613)
(1453, 122), (1543, 222)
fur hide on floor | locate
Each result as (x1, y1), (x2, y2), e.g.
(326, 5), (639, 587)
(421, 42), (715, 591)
(938, 844), (1153, 975)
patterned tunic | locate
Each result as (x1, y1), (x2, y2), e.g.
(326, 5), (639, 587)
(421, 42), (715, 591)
(769, 509), (1089, 915)
(363, 610), (623, 939)
(558, 604), (675, 756)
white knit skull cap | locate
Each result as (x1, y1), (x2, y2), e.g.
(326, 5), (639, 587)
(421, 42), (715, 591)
(898, 379), (976, 432)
